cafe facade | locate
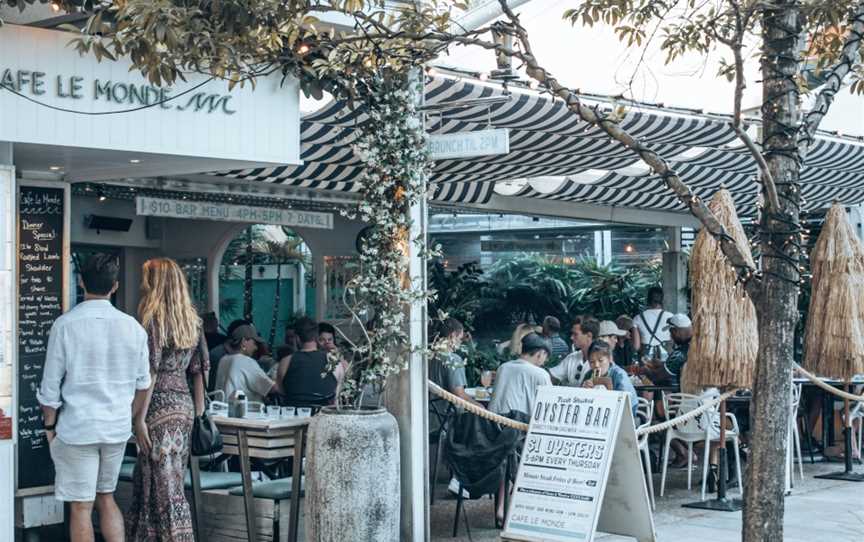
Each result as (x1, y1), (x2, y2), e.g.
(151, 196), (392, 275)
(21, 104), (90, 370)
(6, 6), (864, 542)
(0, 21), (402, 541)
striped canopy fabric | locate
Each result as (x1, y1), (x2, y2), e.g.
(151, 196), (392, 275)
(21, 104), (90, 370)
(215, 73), (864, 214)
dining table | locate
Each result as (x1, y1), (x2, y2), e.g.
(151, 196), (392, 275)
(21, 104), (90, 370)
(464, 386), (492, 405)
(211, 414), (311, 542)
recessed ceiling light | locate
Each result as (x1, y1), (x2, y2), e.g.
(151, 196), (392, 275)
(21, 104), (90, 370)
(129, 159), (142, 164)
(49, 166), (62, 171)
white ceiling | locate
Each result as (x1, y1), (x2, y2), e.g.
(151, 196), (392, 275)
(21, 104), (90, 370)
(12, 143), (279, 183)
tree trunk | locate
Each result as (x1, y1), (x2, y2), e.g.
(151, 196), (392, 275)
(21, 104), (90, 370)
(269, 261), (282, 349)
(743, 3), (802, 540)
(243, 227), (254, 321)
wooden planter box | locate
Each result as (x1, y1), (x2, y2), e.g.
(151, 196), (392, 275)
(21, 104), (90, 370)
(115, 481), (303, 542)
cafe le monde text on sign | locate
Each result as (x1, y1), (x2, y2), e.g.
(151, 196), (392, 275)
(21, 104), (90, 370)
(0, 68), (237, 115)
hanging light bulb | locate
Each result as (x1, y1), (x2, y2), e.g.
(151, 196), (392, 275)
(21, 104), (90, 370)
(51, 2), (61, 12)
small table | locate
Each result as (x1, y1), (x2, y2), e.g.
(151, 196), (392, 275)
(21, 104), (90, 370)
(212, 415), (311, 542)
(464, 387), (492, 405)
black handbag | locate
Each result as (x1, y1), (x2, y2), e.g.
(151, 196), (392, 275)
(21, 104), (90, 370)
(191, 411), (223, 457)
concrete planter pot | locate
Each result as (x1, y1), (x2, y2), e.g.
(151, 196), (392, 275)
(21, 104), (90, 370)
(305, 406), (400, 542)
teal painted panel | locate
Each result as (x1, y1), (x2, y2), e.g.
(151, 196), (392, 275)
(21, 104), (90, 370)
(219, 279), (295, 343)
(305, 286), (316, 318)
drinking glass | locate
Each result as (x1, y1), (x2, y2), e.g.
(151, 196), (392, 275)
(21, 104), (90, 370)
(281, 407), (296, 419)
(480, 370), (494, 388)
(266, 406), (281, 420)
(297, 407), (313, 418)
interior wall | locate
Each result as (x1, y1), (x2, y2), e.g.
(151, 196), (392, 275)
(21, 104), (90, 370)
(70, 194), (366, 317)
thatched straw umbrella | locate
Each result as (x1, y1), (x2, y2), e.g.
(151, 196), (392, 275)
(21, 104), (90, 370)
(804, 203), (864, 478)
(684, 189), (758, 391)
(804, 203), (864, 380)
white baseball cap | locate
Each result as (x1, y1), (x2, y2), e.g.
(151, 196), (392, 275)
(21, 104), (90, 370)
(598, 320), (627, 337)
(663, 314), (692, 331)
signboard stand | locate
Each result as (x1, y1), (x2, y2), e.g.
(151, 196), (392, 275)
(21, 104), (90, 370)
(501, 387), (655, 542)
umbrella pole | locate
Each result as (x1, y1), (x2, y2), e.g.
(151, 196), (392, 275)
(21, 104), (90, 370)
(682, 389), (743, 511)
(816, 379), (864, 482)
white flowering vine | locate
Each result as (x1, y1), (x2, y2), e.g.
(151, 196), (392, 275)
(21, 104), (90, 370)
(330, 71), (440, 409)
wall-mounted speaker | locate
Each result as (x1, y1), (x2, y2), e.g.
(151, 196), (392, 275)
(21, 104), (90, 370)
(84, 214), (133, 233)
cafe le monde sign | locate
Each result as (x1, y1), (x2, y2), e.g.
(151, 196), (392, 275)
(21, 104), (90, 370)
(0, 68), (237, 115)
(0, 24), (300, 166)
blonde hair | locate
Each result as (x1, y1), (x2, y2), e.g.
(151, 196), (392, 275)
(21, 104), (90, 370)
(138, 258), (201, 350)
(509, 323), (542, 356)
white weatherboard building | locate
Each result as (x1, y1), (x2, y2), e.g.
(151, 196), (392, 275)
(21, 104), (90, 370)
(0, 4), (521, 541)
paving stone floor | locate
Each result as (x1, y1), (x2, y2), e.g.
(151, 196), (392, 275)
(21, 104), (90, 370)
(429, 460), (864, 541)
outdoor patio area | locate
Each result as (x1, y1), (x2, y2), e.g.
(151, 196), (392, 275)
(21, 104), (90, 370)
(429, 462), (864, 542)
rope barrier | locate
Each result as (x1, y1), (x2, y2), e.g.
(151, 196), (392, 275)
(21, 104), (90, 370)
(635, 390), (738, 436)
(427, 380), (736, 436)
(428, 381), (529, 431)
(792, 362), (864, 403)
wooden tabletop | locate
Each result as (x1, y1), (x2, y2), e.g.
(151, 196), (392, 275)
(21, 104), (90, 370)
(212, 415), (312, 430)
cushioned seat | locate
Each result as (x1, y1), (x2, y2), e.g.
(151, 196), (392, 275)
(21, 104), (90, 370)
(228, 478), (305, 500)
(118, 462), (242, 491)
(119, 462), (136, 482)
(185, 471), (244, 491)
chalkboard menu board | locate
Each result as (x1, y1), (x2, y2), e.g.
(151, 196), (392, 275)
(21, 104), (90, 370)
(17, 185), (66, 490)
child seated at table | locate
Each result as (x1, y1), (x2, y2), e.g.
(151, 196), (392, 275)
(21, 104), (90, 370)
(582, 340), (639, 419)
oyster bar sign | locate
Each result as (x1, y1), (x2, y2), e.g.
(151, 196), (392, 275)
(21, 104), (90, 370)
(0, 68), (237, 115)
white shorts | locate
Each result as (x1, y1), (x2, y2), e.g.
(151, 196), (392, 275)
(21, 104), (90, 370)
(49, 438), (126, 502)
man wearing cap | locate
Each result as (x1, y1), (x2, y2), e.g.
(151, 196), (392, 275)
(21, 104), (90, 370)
(215, 324), (278, 403)
(597, 320), (628, 350)
(645, 314), (692, 385)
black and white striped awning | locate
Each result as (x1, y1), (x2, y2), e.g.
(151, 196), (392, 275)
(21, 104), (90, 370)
(214, 72), (864, 214)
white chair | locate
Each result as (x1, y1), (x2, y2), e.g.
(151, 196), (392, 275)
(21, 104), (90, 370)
(785, 383), (804, 493)
(851, 402), (863, 461)
(660, 392), (743, 501)
(636, 397), (655, 510)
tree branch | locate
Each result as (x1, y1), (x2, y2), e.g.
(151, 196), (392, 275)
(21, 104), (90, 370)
(799, 0), (864, 155)
(723, 0), (780, 212)
(493, 0), (762, 299)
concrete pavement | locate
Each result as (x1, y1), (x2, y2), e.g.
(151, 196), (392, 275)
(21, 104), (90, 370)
(430, 461), (864, 541)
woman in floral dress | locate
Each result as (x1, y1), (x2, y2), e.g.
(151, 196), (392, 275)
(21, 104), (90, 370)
(127, 258), (207, 542)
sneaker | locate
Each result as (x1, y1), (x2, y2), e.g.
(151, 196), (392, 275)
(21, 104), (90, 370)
(448, 477), (470, 499)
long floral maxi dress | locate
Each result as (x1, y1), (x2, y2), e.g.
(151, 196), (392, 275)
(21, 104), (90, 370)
(127, 328), (208, 542)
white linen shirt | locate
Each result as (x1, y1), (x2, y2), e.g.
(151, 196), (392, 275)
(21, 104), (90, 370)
(633, 308), (672, 346)
(37, 299), (150, 445)
(547, 351), (590, 387)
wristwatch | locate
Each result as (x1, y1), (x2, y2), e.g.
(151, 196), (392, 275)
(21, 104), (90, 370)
(44, 423), (56, 431)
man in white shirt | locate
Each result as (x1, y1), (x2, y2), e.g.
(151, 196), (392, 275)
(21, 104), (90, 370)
(633, 287), (673, 356)
(548, 317), (599, 387)
(489, 333), (552, 417)
(216, 325), (278, 403)
(38, 254), (150, 542)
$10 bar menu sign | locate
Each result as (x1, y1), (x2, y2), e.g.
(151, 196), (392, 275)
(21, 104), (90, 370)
(502, 387), (655, 542)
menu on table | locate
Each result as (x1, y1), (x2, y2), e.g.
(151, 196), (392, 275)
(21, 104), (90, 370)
(16, 185), (66, 490)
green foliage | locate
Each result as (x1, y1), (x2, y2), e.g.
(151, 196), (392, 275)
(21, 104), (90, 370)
(8, 0), (462, 100)
(427, 260), (484, 331)
(561, 0), (864, 94)
(433, 255), (662, 336)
